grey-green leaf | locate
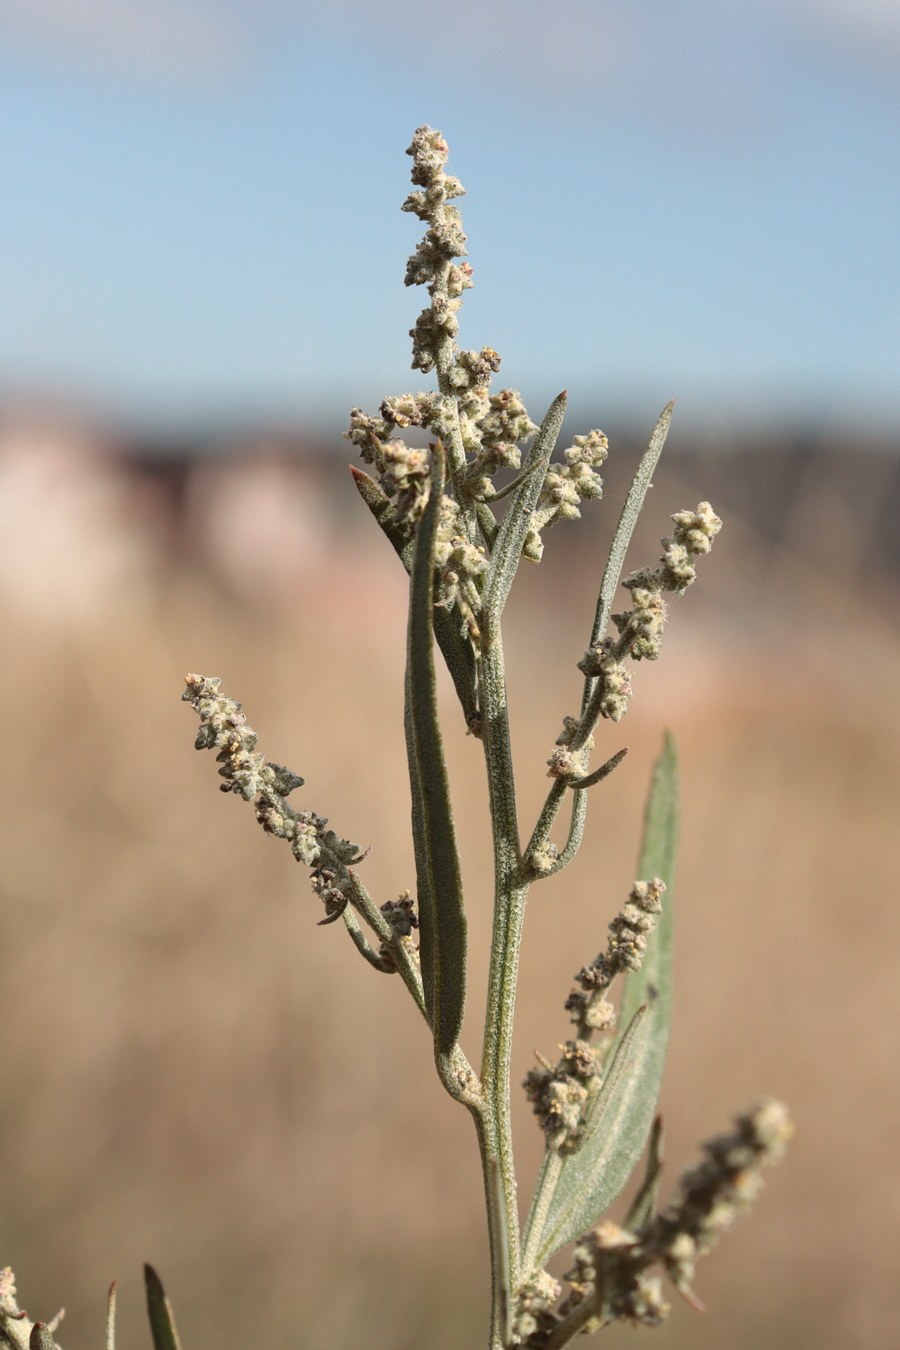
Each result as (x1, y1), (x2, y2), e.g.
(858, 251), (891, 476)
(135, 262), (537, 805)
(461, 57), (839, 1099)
(623, 1114), (665, 1233)
(587, 400), (674, 656)
(528, 733), (678, 1266)
(481, 391), (567, 636)
(351, 465), (479, 722)
(405, 442), (467, 1055)
(29, 1327), (55, 1350)
(143, 1266), (182, 1350)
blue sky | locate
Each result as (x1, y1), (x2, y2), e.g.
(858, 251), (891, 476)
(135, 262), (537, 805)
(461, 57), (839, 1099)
(0, 0), (897, 437)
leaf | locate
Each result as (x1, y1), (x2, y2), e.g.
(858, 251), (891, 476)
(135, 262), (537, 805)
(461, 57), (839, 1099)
(106, 1282), (117, 1350)
(29, 1327), (55, 1350)
(143, 1265), (182, 1350)
(481, 391), (567, 635)
(567, 746), (628, 791)
(527, 733), (678, 1268)
(405, 442), (467, 1055)
(351, 465), (479, 721)
(586, 401), (674, 655)
(623, 1115), (665, 1233)
(349, 463), (414, 564)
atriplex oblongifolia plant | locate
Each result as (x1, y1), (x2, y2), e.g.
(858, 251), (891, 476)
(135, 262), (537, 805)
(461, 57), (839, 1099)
(0, 127), (792, 1350)
(180, 128), (791, 1347)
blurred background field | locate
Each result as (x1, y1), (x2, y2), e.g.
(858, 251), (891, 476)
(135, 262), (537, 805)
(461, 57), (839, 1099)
(1, 1), (899, 1347)
(0, 422), (897, 1350)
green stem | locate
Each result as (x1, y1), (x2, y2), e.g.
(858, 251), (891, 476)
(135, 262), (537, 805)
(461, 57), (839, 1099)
(540, 1296), (608, 1350)
(341, 906), (393, 972)
(533, 789), (589, 880)
(523, 779), (567, 868)
(339, 861), (428, 1019)
(472, 1112), (513, 1350)
(520, 1149), (563, 1276)
(485, 455), (549, 504)
(527, 750), (627, 880)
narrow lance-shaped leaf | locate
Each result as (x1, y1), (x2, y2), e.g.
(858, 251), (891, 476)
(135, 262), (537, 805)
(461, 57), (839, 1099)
(405, 441), (468, 1055)
(623, 1115), (665, 1233)
(585, 401), (674, 671)
(404, 687), (433, 1022)
(527, 733), (678, 1268)
(143, 1266), (182, 1350)
(351, 465), (479, 722)
(481, 391), (568, 637)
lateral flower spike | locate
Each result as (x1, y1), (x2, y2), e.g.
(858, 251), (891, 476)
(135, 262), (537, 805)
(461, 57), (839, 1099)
(523, 429), (608, 563)
(565, 879), (666, 1037)
(182, 675), (364, 914)
(515, 1101), (792, 1346)
(575, 500), (722, 734)
(181, 673), (434, 1010)
(652, 1098), (793, 1300)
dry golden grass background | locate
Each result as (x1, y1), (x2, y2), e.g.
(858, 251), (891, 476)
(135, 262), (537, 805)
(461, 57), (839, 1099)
(0, 425), (898, 1350)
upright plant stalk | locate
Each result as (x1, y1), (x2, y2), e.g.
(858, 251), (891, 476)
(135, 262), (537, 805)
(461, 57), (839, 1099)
(476, 389), (571, 1315)
(169, 125), (792, 1350)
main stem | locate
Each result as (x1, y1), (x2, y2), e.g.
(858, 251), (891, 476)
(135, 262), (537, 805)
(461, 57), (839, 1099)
(478, 627), (530, 1346)
(433, 319), (523, 1343)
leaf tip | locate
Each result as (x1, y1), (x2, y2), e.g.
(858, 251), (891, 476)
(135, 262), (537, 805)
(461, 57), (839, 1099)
(675, 1282), (707, 1314)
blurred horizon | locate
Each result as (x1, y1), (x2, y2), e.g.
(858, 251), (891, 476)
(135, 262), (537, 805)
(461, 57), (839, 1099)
(1, 0), (898, 438)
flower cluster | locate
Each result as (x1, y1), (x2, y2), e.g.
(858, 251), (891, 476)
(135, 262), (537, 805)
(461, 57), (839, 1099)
(612, 499), (722, 658)
(523, 1038), (602, 1151)
(565, 880), (665, 1035)
(524, 430), (609, 563)
(576, 638), (632, 722)
(653, 1098), (793, 1297)
(375, 440), (432, 524)
(546, 715), (595, 783)
(577, 501), (722, 724)
(402, 125), (469, 375)
(182, 675), (366, 919)
(463, 387), (539, 500)
(346, 126), (606, 582)
(436, 531), (488, 641)
(345, 412), (435, 525)
(511, 1270), (563, 1346)
(183, 673), (304, 803)
(562, 1223), (670, 1331)
(378, 890), (419, 970)
(515, 1100), (792, 1346)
